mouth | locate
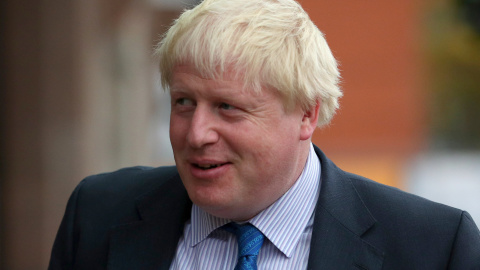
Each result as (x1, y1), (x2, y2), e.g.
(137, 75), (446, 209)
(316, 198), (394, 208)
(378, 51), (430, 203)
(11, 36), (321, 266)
(193, 163), (229, 170)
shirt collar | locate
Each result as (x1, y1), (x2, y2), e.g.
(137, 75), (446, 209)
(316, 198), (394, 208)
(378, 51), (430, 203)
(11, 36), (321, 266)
(190, 143), (321, 257)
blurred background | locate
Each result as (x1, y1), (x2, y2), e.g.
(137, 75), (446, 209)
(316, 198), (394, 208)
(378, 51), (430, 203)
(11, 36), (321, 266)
(1, 0), (479, 269)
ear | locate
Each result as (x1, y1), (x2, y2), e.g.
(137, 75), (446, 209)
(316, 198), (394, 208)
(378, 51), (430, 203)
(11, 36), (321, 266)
(299, 100), (320, 141)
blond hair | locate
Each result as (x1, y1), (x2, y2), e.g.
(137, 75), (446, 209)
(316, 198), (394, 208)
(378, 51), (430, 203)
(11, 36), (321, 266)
(155, 0), (342, 126)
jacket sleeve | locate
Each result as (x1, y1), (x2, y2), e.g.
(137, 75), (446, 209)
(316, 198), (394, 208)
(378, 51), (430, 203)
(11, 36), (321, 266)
(48, 179), (86, 270)
(447, 211), (480, 269)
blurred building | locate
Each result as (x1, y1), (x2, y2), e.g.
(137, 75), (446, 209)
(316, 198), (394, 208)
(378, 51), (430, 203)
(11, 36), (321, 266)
(1, 0), (479, 269)
(1, 0), (190, 268)
(302, 0), (427, 188)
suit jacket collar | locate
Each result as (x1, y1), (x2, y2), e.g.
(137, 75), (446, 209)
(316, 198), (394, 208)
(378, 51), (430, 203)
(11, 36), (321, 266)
(108, 145), (384, 270)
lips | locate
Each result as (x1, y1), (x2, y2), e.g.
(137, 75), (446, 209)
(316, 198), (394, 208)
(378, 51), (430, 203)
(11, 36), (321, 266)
(194, 163), (224, 170)
(188, 159), (232, 178)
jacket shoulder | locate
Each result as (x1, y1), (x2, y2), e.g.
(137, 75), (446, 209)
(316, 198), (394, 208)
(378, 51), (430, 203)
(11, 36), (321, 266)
(80, 166), (178, 192)
(345, 171), (462, 219)
(344, 172), (480, 268)
(74, 166), (180, 224)
(49, 166), (182, 269)
(346, 173), (462, 216)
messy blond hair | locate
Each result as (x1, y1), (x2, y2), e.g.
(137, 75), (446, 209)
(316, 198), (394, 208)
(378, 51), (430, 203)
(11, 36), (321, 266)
(155, 0), (342, 126)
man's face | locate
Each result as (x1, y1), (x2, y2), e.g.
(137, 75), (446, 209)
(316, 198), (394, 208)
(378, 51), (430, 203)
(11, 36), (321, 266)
(169, 64), (313, 221)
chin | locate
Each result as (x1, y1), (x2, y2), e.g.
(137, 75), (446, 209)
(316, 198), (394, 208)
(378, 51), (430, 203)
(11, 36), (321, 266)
(187, 185), (227, 207)
(189, 191), (238, 217)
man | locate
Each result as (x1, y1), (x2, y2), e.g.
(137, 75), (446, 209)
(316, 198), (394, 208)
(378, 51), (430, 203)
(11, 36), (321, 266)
(49, 0), (480, 269)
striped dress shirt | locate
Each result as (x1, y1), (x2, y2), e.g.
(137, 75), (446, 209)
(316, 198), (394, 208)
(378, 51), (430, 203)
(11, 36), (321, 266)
(170, 143), (321, 270)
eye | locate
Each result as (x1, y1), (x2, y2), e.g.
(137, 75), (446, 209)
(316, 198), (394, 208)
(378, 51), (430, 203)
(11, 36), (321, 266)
(175, 98), (195, 106)
(219, 103), (236, 110)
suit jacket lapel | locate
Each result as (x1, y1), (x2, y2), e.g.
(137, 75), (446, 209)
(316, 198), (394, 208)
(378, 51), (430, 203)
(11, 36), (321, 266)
(107, 172), (192, 270)
(308, 146), (384, 270)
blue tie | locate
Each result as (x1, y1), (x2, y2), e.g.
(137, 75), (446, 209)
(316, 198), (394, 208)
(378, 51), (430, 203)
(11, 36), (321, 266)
(224, 223), (265, 270)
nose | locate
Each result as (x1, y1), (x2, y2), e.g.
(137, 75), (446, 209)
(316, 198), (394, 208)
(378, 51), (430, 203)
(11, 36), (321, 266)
(186, 105), (219, 148)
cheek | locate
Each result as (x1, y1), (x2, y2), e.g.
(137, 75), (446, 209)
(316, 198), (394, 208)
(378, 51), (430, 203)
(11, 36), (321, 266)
(169, 116), (188, 148)
(228, 119), (285, 161)
(244, 122), (301, 170)
(234, 134), (278, 177)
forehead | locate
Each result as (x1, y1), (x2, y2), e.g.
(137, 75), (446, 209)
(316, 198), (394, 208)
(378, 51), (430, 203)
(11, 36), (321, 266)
(171, 64), (253, 95)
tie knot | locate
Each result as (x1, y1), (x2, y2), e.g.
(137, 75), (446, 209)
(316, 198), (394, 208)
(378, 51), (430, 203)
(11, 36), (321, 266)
(224, 223), (265, 257)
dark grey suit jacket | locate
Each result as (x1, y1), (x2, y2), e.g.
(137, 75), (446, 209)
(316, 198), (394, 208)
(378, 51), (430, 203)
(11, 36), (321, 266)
(49, 146), (480, 269)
